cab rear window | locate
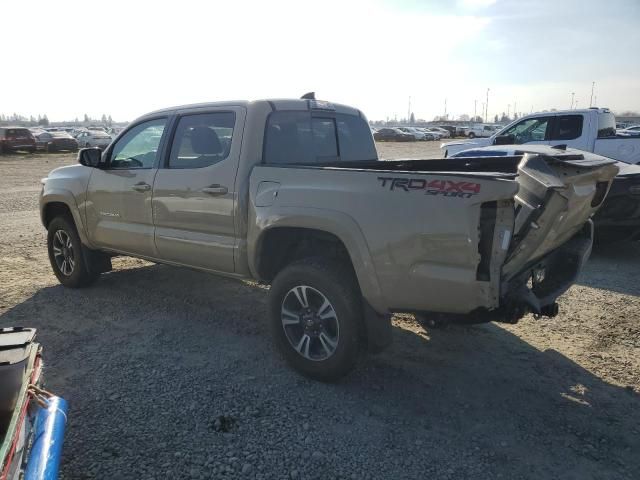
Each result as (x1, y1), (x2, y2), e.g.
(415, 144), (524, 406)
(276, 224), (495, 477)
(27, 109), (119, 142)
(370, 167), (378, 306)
(263, 111), (377, 164)
(597, 112), (616, 138)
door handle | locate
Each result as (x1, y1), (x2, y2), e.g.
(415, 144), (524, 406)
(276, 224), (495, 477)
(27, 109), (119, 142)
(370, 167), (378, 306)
(132, 182), (151, 192)
(201, 185), (228, 196)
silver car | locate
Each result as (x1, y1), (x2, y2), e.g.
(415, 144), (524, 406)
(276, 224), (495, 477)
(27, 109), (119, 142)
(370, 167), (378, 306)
(75, 130), (112, 149)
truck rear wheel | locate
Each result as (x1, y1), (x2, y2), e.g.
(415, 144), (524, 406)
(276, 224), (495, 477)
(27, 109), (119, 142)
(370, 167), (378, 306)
(47, 216), (99, 288)
(268, 258), (362, 382)
(468, 132), (476, 138)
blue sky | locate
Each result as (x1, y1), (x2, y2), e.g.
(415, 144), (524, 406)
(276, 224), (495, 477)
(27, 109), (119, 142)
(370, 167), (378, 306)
(1, 0), (638, 121)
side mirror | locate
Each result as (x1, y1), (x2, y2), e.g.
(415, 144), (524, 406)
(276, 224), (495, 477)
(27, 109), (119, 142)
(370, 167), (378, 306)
(78, 148), (102, 167)
(494, 134), (514, 146)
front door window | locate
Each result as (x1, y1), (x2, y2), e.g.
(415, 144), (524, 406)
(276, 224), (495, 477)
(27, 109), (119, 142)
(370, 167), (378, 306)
(109, 118), (167, 169)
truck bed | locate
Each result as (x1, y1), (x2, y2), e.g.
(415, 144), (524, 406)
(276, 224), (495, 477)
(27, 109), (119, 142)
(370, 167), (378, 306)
(249, 151), (618, 316)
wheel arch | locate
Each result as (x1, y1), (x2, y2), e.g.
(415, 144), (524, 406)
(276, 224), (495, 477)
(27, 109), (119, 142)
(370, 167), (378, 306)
(249, 208), (385, 313)
(40, 191), (90, 246)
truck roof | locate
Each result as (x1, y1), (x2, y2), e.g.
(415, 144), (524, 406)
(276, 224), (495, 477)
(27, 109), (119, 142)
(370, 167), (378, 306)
(138, 98), (363, 121)
(525, 107), (611, 116)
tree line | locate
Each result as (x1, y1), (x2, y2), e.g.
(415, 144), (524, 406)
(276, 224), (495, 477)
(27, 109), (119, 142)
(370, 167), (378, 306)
(0, 113), (115, 127)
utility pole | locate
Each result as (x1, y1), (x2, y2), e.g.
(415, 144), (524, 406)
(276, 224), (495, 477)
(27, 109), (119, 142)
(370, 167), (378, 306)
(407, 96), (411, 124)
(514, 101), (517, 118)
(590, 82), (595, 107)
(474, 99), (477, 122)
(485, 88), (490, 123)
(507, 104), (510, 118)
(444, 98), (447, 120)
(575, 100), (579, 109)
(594, 95), (597, 106)
(482, 102), (486, 122)
(570, 92), (575, 109)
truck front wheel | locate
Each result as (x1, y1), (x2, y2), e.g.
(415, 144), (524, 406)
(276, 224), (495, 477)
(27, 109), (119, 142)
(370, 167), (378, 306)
(47, 216), (99, 288)
(268, 258), (362, 381)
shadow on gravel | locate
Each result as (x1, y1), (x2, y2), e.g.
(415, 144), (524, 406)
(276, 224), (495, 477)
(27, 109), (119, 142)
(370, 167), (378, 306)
(1, 263), (638, 479)
(577, 241), (640, 296)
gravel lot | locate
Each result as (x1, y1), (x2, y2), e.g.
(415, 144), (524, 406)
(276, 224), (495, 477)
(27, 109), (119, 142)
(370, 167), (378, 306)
(1, 148), (639, 480)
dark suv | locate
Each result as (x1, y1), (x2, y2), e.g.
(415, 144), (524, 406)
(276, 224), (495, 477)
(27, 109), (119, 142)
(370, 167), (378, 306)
(0, 127), (36, 154)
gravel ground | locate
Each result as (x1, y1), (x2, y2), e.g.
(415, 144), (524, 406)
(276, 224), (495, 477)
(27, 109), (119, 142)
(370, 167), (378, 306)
(1, 148), (639, 480)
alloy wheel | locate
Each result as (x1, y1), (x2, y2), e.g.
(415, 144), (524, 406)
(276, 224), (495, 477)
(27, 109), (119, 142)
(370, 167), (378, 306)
(52, 229), (75, 276)
(281, 285), (340, 361)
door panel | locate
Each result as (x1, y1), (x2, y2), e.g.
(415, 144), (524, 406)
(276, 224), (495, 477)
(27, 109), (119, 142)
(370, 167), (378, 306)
(152, 108), (245, 272)
(85, 117), (168, 257)
(85, 169), (157, 255)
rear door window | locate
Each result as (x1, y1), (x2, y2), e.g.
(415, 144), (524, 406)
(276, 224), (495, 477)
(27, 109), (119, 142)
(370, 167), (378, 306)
(168, 112), (235, 169)
(551, 115), (583, 140)
(264, 111), (376, 164)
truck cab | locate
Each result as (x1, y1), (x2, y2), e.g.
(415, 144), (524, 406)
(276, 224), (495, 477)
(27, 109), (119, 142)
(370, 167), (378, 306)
(443, 109), (640, 164)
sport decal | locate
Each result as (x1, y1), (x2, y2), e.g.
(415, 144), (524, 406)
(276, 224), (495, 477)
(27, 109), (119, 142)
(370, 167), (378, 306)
(378, 177), (481, 198)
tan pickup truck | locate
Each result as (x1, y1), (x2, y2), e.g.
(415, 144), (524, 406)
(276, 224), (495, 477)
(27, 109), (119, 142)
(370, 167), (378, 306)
(40, 97), (618, 380)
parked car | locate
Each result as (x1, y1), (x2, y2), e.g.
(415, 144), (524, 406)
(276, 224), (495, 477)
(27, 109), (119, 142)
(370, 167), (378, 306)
(40, 96), (618, 380)
(418, 128), (440, 140)
(464, 124), (500, 139)
(426, 127), (451, 138)
(373, 127), (415, 141)
(416, 128), (441, 140)
(456, 126), (469, 137)
(74, 130), (112, 149)
(442, 108), (640, 164)
(33, 131), (79, 152)
(106, 126), (125, 139)
(449, 144), (640, 244)
(437, 125), (457, 137)
(397, 127), (427, 140)
(0, 127), (36, 154)
(617, 125), (640, 137)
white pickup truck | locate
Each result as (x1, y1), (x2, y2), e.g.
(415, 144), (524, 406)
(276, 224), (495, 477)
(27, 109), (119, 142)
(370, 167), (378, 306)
(443, 108), (640, 164)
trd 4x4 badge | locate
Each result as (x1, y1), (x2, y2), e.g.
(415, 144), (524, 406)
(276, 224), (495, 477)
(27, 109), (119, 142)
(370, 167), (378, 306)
(378, 177), (481, 198)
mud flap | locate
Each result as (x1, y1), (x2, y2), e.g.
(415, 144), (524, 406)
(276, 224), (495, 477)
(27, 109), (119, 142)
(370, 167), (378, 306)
(82, 246), (112, 274)
(362, 300), (392, 353)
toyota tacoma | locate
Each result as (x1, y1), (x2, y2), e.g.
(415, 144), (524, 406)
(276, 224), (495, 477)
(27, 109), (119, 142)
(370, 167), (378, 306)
(40, 96), (619, 380)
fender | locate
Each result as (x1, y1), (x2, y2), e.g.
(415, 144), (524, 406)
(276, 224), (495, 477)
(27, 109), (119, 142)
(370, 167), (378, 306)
(248, 206), (386, 314)
(40, 188), (93, 248)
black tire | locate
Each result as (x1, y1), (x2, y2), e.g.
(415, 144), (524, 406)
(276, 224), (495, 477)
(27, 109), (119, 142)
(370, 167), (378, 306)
(47, 216), (99, 288)
(27, 148), (36, 154)
(468, 132), (476, 139)
(46, 143), (56, 153)
(268, 258), (362, 381)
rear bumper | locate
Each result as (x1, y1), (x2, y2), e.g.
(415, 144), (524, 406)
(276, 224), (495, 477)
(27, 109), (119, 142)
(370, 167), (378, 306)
(498, 221), (593, 320)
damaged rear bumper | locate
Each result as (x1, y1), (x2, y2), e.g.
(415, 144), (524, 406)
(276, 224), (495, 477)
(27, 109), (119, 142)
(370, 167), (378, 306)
(496, 220), (593, 322)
